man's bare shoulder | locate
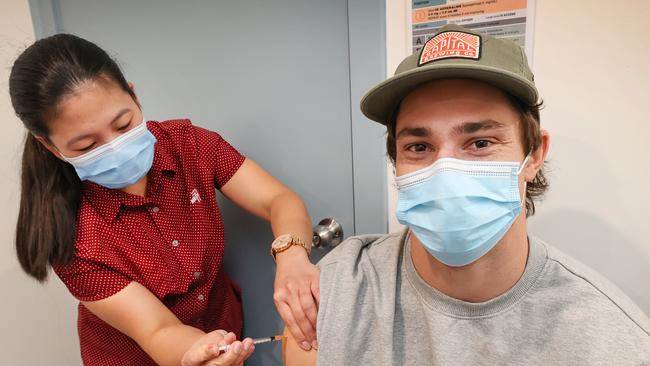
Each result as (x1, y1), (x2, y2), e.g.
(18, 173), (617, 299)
(282, 326), (316, 366)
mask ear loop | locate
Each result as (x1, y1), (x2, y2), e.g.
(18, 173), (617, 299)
(517, 153), (532, 205)
(516, 154), (531, 176)
(40, 136), (68, 160)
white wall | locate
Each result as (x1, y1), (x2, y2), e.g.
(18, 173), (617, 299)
(386, 0), (650, 315)
(0, 0), (82, 364)
(528, 0), (650, 314)
(385, 0), (410, 232)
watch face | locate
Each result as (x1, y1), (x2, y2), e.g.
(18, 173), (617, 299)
(272, 235), (292, 249)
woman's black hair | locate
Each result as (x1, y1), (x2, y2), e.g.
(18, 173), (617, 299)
(9, 34), (136, 281)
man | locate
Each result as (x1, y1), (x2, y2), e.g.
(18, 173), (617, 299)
(283, 24), (650, 365)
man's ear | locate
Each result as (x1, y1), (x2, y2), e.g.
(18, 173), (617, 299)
(33, 135), (65, 161)
(523, 129), (550, 182)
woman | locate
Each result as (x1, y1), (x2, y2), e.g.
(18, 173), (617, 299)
(9, 34), (319, 366)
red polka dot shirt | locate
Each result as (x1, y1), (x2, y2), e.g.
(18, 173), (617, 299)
(53, 119), (245, 365)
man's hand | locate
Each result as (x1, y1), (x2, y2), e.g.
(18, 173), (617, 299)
(181, 330), (254, 366)
(273, 246), (320, 351)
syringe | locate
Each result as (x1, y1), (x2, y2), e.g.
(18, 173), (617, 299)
(218, 335), (285, 353)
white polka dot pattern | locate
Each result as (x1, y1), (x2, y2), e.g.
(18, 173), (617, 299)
(53, 120), (245, 365)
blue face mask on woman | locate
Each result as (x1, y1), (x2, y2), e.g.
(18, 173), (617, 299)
(62, 121), (157, 189)
(395, 155), (530, 267)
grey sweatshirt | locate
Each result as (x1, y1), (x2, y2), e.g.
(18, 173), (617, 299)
(315, 232), (650, 365)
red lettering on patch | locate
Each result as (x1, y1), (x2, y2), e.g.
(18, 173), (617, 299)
(418, 31), (481, 65)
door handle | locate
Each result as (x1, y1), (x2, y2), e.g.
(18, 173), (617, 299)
(312, 217), (343, 249)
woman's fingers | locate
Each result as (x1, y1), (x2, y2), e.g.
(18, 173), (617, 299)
(275, 299), (310, 350)
(204, 341), (241, 366)
(287, 290), (316, 346)
(181, 331), (257, 366)
(183, 342), (218, 365)
(182, 331), (238, 366)
(218, 332), (236, 345)
(202, 337), (255, 366)
(274, 275), (320, 348)
(311, 278), (320, 307)
(233, 338), (254, 365)
(299, 288), (319, 349)
(185, 343), (220, 365)
(299, 288), (318, 332)
(274, 258), (321, 350)
(182, 332), (230, 365)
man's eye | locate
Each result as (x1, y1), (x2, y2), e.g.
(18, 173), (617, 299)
(407, 143), (428, 152)
(473, 140), (491, 149)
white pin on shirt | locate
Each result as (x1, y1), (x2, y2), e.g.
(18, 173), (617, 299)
(190, 188), (201, 204)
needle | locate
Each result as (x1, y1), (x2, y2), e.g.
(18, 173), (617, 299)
(218, 335), (285, 353)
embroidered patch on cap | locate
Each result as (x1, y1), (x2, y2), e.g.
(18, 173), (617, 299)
(418, 30), (481, 66)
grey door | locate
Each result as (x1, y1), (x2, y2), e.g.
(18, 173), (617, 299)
(29, 0), (386, 364)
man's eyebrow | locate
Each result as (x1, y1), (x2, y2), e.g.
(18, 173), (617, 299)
(396, 126), (431, 139)
(452, 119), (508, 135)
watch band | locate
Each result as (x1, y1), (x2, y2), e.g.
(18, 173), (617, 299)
(270, 235), (310, 262)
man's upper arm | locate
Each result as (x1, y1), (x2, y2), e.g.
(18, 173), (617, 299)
(282, 326), (316, 366)
(281, 236), (382, 366)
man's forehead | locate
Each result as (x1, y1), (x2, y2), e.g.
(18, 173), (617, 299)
(396, 119), (513, 139)
(403, 78), (511, 106)
(395, 79), (520, 133)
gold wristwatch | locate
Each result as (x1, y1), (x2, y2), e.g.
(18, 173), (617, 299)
(270, 234), (311, 262)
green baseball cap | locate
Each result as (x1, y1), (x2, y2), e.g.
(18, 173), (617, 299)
(360, 23), (538, 125)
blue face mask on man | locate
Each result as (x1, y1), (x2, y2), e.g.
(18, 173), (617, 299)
(62, 120), (157, 189)
(395, 155), (530, 267)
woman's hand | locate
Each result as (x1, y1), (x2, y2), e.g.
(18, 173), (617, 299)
(273, 246), (320, 351)
(219, 159), (318, 350)
(181, 330), (254, 366)
(81, 282), (251, 366)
